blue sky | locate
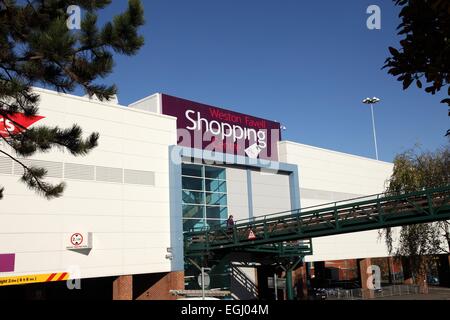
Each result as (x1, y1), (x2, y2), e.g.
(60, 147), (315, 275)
(90, 0), (448, 162)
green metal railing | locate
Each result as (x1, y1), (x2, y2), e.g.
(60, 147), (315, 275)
(238, 239), (313, 257)
(184, 185), (450, 254)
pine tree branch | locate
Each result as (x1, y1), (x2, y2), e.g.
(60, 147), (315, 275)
(16, 55), (45, 62)
(0, 149), (64, 199)
(1, 66), (15, 81)
(0, 0), (144, 199)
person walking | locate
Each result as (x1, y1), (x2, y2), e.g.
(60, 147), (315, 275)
(226, 215), (235, 230)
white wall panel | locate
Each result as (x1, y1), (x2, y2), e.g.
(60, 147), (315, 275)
(226, 168), (249, 221)
(279, 141), (394, 262)
(251, 170), (291, 216)
(128, 93), (160, 114)
(0, 88), (182, 281)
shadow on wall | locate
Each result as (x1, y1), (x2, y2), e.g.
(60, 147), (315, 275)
(68, 248), (92, 256)
(230, 265), (258, 300)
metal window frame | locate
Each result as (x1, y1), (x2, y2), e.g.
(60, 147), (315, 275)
(181, 161), (230, 231)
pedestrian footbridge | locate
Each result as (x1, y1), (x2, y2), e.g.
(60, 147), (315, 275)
(185, 185), (450, 255)
(184, 185), (450, 300)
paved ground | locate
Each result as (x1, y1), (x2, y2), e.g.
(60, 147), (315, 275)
(375, 287), (450, 300)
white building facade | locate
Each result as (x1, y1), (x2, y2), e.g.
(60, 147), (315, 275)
(0, 88), (394, 299)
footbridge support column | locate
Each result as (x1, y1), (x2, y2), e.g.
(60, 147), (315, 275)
(282, 257), (304, 301)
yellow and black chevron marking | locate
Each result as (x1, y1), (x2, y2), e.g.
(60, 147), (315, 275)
(0, 272), (70, 287)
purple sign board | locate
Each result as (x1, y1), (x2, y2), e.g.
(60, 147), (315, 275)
(161, 94), (281, 161)
(0, 254), (15, 273)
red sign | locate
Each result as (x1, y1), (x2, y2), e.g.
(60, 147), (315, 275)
(70, 233), (84, 246)
(161, 95), (281, 161)
(0, 113), (45, 137)
(248, 230), (257, 240)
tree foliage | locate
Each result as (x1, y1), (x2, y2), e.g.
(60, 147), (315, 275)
(0, 0), (144, 199)
(381, 145), (450, 275)
(383, 0), (450, 135)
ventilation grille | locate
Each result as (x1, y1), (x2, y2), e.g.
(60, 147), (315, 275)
(0, 157), (13, 175)
(0, 157), (155, 186)
(96, 166), (123, 183)
(14, 159), (63, 178)
(64, 163), (95, 181)
(124, 169), (155, 186)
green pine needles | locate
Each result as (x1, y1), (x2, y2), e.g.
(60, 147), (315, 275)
(0, 0), (145, 199)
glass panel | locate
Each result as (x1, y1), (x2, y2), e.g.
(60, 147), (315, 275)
(206, 206), (228, 221)
(182, 190), (204, 205)
(183, 218), (207, 232)
(205, 179), (227, 193)
(205, 166), (226, 180)
(181, 164), (228, 233)
(205, 192), (227, 206)
(206, 218), (225, 229)
(182, 164), (203, 177)
(182, 176), (203, 191)
(182, 205), (204, 219)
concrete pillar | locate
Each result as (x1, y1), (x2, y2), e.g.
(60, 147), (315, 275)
(113, 275), (133, 300)
(359, 258), (374, 299)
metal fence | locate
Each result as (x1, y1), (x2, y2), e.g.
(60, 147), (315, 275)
(325, 285), (421, 300)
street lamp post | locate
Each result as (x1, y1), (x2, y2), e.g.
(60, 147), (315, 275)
(362, 97), (381, 160)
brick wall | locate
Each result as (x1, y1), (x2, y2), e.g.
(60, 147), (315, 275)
(136, 272), (184, 300)
(112, 275), (133, 300)
(112, 272), (184, 300)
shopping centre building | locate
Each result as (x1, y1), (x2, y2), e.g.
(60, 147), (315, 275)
(0, 87), (407, 299)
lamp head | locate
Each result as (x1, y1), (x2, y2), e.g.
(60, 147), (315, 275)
(363, 97), (381, 104)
